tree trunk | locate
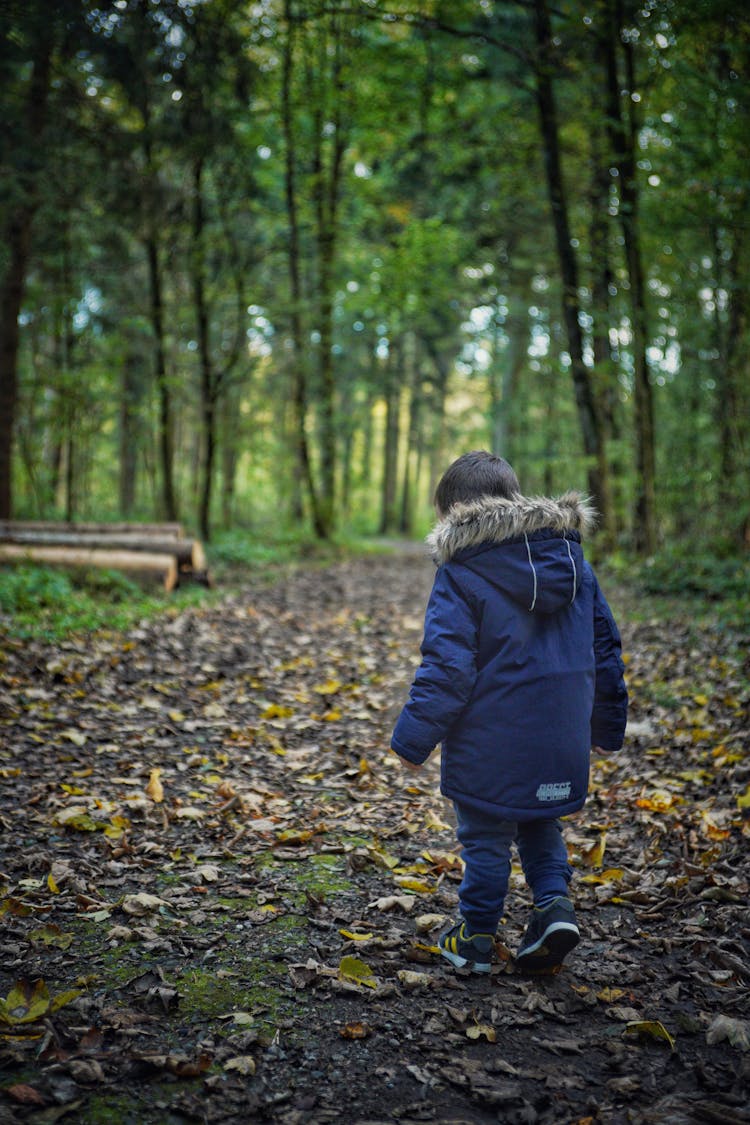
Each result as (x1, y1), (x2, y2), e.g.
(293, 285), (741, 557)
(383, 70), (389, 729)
(191, 157), (217, 542)
(532, 0), (613, 529)
(379, 346), (401, 536)
(282, 0), (325, 538)
(602, 0), (656, 552)
(145, 233), (178, 522)
(0, 22), (53, 519)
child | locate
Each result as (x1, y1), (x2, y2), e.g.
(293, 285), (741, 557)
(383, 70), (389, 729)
(391, 451), (628, 973)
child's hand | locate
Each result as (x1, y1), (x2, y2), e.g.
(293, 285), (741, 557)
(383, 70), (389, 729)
(391, 747), (422, 771)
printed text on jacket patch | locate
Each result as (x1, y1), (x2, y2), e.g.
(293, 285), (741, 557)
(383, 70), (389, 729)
(536, 782), (572, 801)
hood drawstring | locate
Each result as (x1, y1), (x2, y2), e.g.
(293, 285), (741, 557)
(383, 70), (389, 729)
(564, 535), (578, 604)
(523, 533), (538, 612)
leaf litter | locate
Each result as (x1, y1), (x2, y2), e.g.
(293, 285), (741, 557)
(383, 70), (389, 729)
(0, 550), (748, 1123)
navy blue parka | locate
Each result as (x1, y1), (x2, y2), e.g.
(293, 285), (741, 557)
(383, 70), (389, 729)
(391, 493), (628, 821)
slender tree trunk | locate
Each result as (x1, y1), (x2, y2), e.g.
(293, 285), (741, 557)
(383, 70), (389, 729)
(532, 0), (613, 529)
(399, 338), (421, 535)
(190, 157), (218, 542)
(119, 350), (142, 517)
(282, 0), (324, 537)
(602, 0), (656, 552)
(0, 24), (52, 519)
(588, 114), (619, 546)
(489, 298), (527, 467)
(379, 346), (401, 536)
(145, 233), (178, 521)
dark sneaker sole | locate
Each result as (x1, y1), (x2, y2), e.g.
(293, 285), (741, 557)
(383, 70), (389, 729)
(438, 946), (492, 974)
(515, 922), (580, 972)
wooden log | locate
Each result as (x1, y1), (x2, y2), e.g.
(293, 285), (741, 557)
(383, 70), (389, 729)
(0, 530), (204, 571)
(0, 520), (184, 538)
(0, 544), (179, 592)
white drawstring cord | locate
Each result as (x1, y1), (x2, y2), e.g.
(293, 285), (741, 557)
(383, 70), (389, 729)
(564, 536), (577, 604)
(523, 533), (538, 611)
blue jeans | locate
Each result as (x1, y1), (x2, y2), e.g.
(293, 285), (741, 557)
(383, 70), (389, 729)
(454, 802), (573, 934)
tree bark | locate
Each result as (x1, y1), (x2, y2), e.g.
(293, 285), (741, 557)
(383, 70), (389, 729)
(602, 0), (656, 552)
(0, 21), (53, 519)
(379, 345), (401, 536)
(0, 544), (180, 591)
(282, 0), (325, 538)
(532, 0), (613, 528)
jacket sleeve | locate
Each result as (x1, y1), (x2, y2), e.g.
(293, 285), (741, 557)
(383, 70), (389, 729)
(391, 566), (478, 765)
(590, 571), (628, 751)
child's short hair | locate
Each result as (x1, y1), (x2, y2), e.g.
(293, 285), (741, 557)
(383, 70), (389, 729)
(434, 450), (520, 516)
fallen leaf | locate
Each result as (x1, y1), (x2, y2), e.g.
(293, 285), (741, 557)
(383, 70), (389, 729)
(466, 1023), (496, 1042)
(625, 1020), (675, 1049)
(224, 1055), (257, 1076)
(706, 1014), (749, 1050)
(339, 1021), (371, 1039)
(146, 768), (164, 803)
(338, 955), (378, 990)
(121, 893), (169, 916)
(396, 969), (431, 990)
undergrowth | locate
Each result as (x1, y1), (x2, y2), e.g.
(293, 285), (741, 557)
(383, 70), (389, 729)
(0, 529), (392, 642)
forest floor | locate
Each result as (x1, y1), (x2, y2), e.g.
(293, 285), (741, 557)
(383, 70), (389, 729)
(0, 549), (749, 1125)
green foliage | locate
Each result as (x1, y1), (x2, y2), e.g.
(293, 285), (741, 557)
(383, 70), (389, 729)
(0, 565), (73, 613)
(0, 565), (210, 642)
(635, 549), (750, 602)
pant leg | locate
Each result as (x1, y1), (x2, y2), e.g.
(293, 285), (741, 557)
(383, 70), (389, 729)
(454, 803), (516, 934)
(516, 818), (572, 902)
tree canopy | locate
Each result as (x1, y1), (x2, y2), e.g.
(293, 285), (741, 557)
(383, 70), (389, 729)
(1, 0), (748, 548)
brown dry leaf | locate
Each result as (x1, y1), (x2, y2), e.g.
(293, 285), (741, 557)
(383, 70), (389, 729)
(339, 1022), (371, 1040)
(121, 893), (169, 916)
(396, 970), (431, 990)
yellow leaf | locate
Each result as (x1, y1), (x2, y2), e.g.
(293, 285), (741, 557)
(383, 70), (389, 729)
(0, 980), (51, 1025)
(597, 987), (626, 1002)
(146, 769), (164, 803)
(737, 786), (750, 810)
(28, 925), (73, 950)
(47, 874), (60, 895)
(61, 729), (86, 747)
(313, 679), (342, 695)
(635, 790), (677, 812)
(580, 867), (624, 885)
(394, 877), (436, 894)
(580, 833), (607, 868)
(168, 710), (185, 723)
(339, 930), (374, 941)
(60, 784), (86, 796)
(323, 708), (342, 722)
(104, 815), (130, 839)
(693, 694), (709, 706)
(466, 1023), (497, 1042)
(262, 704), (294, 719)
(625, 1020), (675, 1049)
(338, 956), (378, 990)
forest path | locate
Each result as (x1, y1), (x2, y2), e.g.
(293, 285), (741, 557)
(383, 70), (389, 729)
(1, 551), (748, 1124)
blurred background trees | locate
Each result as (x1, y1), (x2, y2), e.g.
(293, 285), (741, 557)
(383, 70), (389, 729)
(1, 0), (748, 551)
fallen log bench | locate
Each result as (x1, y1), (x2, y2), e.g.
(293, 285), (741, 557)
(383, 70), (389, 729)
(0, 522), (210, 591)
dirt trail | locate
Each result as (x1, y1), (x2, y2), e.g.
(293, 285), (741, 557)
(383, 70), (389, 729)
(0, 552), (748, 1124)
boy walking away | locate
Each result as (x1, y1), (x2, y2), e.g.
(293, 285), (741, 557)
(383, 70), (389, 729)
(391, 452), (628, 974)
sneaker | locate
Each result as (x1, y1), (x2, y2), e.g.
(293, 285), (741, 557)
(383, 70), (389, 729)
(438, 920), (494, 973)
(515, 897), (580, 972)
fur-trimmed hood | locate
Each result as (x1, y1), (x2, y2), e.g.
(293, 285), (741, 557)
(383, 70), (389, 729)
(427, 492), (596, 566)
